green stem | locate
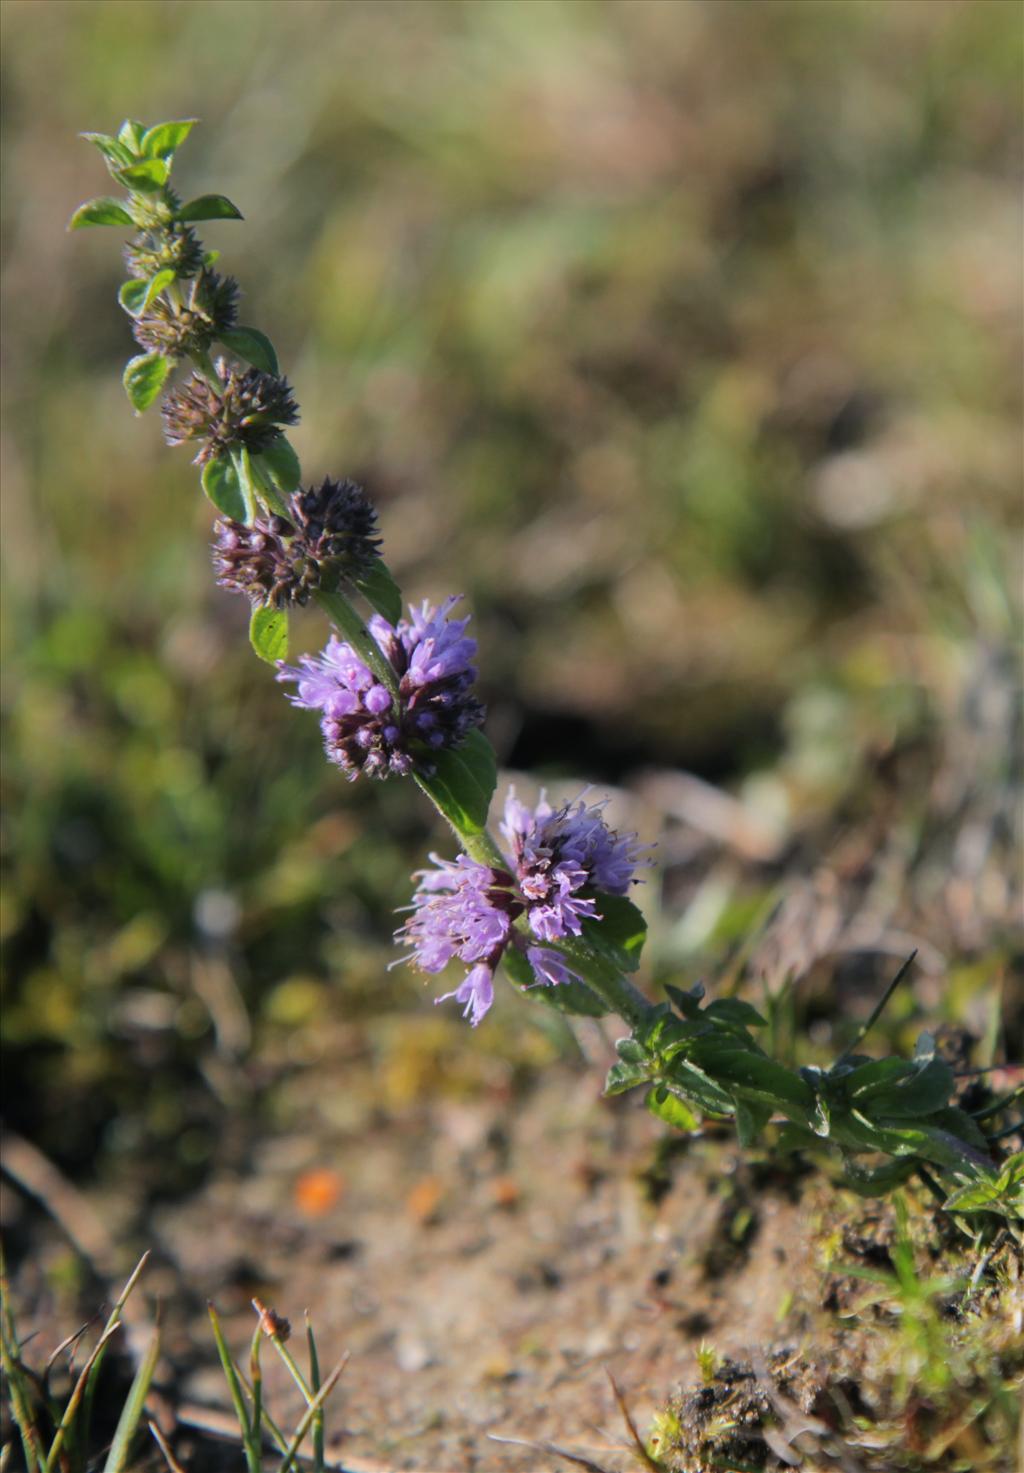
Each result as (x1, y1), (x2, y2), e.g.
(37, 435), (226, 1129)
(835, 951), (917, 1067)
(571, 965), (655, 1030)
(246, 452), (290, 519)
(189, 345), (224, 392)
(314, 588), (398, 695)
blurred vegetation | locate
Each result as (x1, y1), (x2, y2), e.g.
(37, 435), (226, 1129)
(1, 0), (1021, 1210)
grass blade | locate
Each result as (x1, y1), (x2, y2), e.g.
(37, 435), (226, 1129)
(277, 1353), (349, 1473)
(81, 1252), (150, 1453)
(304, 1313), (324, 1473)
(100, 1326), (160, 1473)
(207, 1304), (259, 1473)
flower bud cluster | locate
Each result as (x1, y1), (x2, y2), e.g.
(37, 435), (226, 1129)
(162, 360), (299, 466)
(394, 790), (648, 1024)
(124, 222), (204, 281)
(134, 270), (239, 359)
(276, 596), (484, 780)
(212, 478), (382, 608)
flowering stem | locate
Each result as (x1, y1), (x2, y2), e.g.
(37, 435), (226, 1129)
(313, 588), (398, 695)
(579, 968), (657, 1030)
(189, 345), (224, 392)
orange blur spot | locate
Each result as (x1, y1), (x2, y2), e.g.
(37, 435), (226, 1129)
(405, 1175), (444, 1226)
(294, 1167), (344, 1217)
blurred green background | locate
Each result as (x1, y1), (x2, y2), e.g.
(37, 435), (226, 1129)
(1, 0), (1021, 1207)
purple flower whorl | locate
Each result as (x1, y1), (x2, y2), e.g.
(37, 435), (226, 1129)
(396, 788), (648, 1024)
(276, 595), (485, 780)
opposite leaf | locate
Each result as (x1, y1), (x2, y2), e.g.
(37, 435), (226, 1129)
(415, 728), (497, 837)
(254, 436), (302, 496)
(177, 194), (244, 222)
(579, 893), (647, 975)
(68, 197), (134, 229)
(250, 606), (289, 665)
(504, 942), (607, 1018)
(646, 1085), (700, 1131)
(351, 558), (403, 625)
(202, 454), (247, 521)
(140, 119), (198, 160)
(219, 326), (279, 375)
(117, 119), (145, 153)
(123, 353), (170, 414)
(80, 131), (135, 169)
(116, 158), (170, 193)
(118, 269), (175, 318)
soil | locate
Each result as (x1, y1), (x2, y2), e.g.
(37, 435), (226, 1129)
(5, 1050), (835, 1473)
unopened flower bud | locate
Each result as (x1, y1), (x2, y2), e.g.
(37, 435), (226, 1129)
(162, 361), (299, 466)
(133, 271), (239, 358)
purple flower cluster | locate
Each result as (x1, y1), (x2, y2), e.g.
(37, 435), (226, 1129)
(395, 789), (647, 1024)
(276, 596), (484, 780)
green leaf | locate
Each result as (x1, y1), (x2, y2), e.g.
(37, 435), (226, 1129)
(219, 325), (279, 374)
(732, 1097), (772, 1146)
(705, 998), (768, 1029)
(865, 1057), (955, 1119)
(351, 559), (403, 625)
(117, 119), (145, 154)
(80, 131), (134, 169)
(202, 455), (247, 520)
(646, 1085), (700, 1131)
(115, 158), (169, 193)
(690, 1041), (816, 1119)
(579, 893), (647, 974)
(840, 1157), (919, 1197)
(100, 1329), (160, 1473)
(140, 118), (198, 160)
(177, 193), (244, 222)
(661, 1055), (735, 1115)
(845, 1057), (917, 1096)
(415, 728), (496, 836)
(837, 1111), (994, 1176)
(604, 1060), (650, 1096)
(503, 941), (607, 1017)
(665, 981), (706, 1020)
(118, 268), (175, 318)
(250, 606), (289, 665)
(254, 435), (302, 496)
(615, 1037), (647, 1065)
(122, 353), (170, 413)
(943, 1151), (1023, 1214)
(68, 197), (134, 229)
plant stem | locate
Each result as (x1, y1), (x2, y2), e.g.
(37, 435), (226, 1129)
(314, 588), (398, 694)
(835, 951), (917, 1067)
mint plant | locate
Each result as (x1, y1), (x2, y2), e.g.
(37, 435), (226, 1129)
(71, 118), (1022, 1224)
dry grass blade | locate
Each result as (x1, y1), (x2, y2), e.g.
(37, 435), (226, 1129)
(487, 1432), (616, 1473)
(82, 1253), (151, 1456)
(606, 1371), (663, 1472)
(42, 1321), (124, 1473)
(148, 1420), (187, 1473)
